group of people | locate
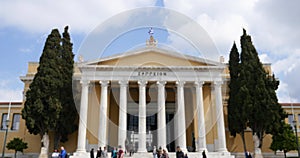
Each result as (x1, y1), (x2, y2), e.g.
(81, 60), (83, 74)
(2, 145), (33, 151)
(51, 146), (67, 158)
(153, 146), (207, 158)
(152, 146), (169, 158)
(90, 146), (124, 158)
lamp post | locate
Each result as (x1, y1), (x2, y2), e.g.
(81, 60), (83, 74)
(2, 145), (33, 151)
(293, 120), (300, 158)
(2, 101), (11, 158)
(1, 120), (10, 158)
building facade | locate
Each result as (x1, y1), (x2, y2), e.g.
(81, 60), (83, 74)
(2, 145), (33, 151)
(1, 39), (297, 158)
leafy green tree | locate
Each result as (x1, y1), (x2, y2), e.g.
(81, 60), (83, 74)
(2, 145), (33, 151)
(6, 138), (28, 158)
(22, 29), (63, 138)
(54, 26), (78, 149)
(228, 42), (249, 152)
(270, 123), (297, 158)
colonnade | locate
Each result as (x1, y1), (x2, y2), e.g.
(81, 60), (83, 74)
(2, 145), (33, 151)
(75, 80), (227, 153)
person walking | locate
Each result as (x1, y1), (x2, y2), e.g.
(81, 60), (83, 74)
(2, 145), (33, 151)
(161, 149), (169, 158)
(153, 146), (157, 158)
(90, 148), (94, 158)
(102, 146), (108, 158)
(96, 147), (102, 158)
(202, 150), (207, 158)
(117, 145), (124, 158)
(176, 146), (184, 158)
(111, 147), (117, 158)
(59, 146), (67, 158)
(245, 151), (252, 158)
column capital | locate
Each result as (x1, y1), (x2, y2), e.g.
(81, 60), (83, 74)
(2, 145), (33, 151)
(176, 81), (185, 87)
(80, 80), (90, 86)
(99, 80), (110, 87)
(213, 81), (223, 87)
(118, 80), (128, 86)
(138, 80), (148, 86)
(194, 81), (205, 87)
(157, 81), (167, 86)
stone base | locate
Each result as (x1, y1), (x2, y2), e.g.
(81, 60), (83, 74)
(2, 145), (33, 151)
(132, 152), (152, 158)
(254, 153), (264, 158)
(70, 152), (235, 158)
(70, 151), (89, 158)
(39, 147), (48, 158)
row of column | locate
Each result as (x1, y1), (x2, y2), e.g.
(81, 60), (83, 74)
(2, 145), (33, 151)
(75, 80), (227, 153)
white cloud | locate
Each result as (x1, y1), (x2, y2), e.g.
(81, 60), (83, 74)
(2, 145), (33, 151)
(0, 0), (154, 33)
(0, 80), (22, 102)
(0, 0), (299, 103)
(277, 81), (299, 103)
(164, 0), (300, 102)
(0, 88), (22, 102)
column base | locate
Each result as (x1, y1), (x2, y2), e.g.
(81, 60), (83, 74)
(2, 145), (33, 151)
(137, 148), (148, 153)
(196, 148), (207, 153)
(70, 151), (89, 158)
(217, 148), (228, 153)
(132, 152), (152, 158)
(180, 147), (188, 154)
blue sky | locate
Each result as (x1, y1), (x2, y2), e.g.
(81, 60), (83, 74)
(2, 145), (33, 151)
(0, 0), (299, 103)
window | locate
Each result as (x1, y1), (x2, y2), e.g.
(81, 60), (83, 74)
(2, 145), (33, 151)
(1, 114), (8, 130)
(11, 114), (20, 130)
(288, 114), (294, 125)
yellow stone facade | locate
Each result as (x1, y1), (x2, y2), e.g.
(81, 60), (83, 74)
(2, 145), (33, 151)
(0, 46), (295, 157)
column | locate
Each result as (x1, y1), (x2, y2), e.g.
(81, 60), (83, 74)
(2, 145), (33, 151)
(76, 80), (90, 153)
(98, 81), (110, 147)
(214, 81), (228, 152)
(118, 80), (128, 149)
(157, 81), (167, 149)
(175, 81), (187, 151)
(195, 81), (207, 152)
(137, 80), (147, 152)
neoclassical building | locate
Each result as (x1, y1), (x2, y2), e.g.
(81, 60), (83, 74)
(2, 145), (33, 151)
(2, 36), (296, 158)
(72, 45), (230, 158)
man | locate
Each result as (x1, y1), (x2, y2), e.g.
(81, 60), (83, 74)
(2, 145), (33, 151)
(152, 146), (157, 158)
(202, 150), (207, 158)
(90, 148), (94, 158)
(176, 146), (184, 158)
(245, 151), (252, 158)
(102, 146), (108, 158)
(96, 147), (102, 158)
(59, 146), (67, 158)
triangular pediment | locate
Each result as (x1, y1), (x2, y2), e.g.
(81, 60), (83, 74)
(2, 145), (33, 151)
(84, 47), (222, 67)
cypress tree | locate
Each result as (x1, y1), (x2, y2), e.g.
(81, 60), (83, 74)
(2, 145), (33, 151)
(239, 29), (284, 152)
(54, 26), (78, 149)
(228, 42), (248, 152)
(22, 26), (77, 150)
(22, 29), (63, 138)
(228, 29), (286, 155)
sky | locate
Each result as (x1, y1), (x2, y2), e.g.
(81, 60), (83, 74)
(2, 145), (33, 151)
(0, 0), (299, 103)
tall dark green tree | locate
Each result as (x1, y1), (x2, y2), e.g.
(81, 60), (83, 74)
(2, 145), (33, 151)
(228, 29), (286, 155)
(238, 29), (284, 152)
(228, 42), (249, 152)
(270, 123), (297, 158)
(53, 26), (78, 149)
(22, 29), (63, 138)
(22, 27), (77, 150)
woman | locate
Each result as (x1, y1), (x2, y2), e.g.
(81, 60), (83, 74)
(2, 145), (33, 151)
(161, 149), (169, 158)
